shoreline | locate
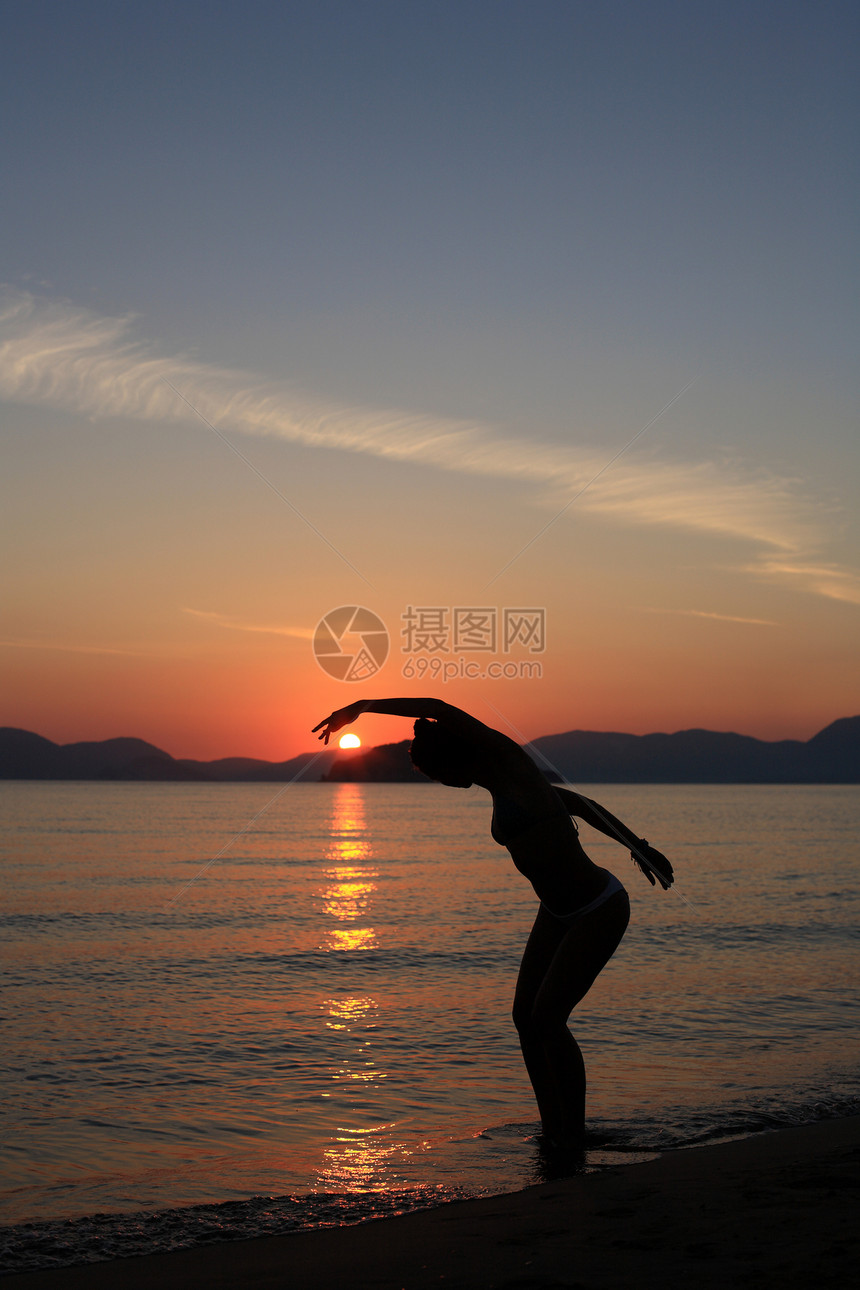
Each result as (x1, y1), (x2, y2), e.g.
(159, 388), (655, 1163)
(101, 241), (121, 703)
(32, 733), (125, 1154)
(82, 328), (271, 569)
(5, 1117), (859, 1289)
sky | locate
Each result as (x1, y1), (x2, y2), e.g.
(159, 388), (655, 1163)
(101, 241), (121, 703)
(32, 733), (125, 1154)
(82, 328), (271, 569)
(1, 0), (858, 761)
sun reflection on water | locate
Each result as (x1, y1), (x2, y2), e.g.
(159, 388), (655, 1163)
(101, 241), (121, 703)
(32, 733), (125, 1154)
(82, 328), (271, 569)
(313, 787), (420, 1195)
(323, 994), (378, 1031)
(326, 925), (378, 951)
(317, 785), (379, 953)
(320, 873), (377, 920)
(317, 1125), (403, 1193)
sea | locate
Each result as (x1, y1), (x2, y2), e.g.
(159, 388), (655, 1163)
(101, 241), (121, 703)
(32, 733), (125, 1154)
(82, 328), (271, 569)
(1, 780), (858, 1273)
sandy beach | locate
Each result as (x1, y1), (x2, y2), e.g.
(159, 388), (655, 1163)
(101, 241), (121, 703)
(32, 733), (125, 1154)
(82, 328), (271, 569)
(5, 1117), (858, 1289)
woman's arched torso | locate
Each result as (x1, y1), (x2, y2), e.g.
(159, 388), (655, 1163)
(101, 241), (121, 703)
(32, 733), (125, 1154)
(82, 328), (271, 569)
(488, 756), (611, 913)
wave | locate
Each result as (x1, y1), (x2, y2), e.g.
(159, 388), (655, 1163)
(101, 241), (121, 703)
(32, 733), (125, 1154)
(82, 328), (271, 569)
(4, 1090), (859, 1275)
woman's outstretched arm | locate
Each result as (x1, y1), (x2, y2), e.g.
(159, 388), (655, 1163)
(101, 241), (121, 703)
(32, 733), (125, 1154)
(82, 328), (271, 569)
(312, 697), (505, 747)
(553, 786), (674, 889)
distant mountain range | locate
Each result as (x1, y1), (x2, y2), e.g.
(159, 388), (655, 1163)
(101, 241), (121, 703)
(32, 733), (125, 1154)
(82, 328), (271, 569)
(531, 716), (860, 784)
(0, 729), (336, 783)
(1, 717), (859, 783)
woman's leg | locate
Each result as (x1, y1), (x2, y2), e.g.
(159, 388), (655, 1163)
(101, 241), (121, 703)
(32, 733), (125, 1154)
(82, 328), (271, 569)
(512, 906), (568, 1131)
(513, 891), (630, 1146)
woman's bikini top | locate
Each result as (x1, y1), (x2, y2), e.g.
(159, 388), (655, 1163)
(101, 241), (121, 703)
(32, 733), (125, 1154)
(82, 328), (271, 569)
(490, 786), (577, 848)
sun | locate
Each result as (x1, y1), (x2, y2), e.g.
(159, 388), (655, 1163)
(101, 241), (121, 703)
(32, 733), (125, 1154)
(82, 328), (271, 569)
(338, 733), (361, 749)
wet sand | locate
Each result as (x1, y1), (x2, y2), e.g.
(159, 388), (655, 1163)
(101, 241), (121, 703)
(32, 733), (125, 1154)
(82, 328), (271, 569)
(6, 1117), (859, 1289)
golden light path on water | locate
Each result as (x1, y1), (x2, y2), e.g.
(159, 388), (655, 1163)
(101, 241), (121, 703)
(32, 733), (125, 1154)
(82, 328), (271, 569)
(314, 785), (421, 1194)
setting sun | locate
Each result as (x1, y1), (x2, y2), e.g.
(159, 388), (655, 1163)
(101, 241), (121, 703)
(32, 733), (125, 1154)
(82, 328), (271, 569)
(338, 733), (361, 749)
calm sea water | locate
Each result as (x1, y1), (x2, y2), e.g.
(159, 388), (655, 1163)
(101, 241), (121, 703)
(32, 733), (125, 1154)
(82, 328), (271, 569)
(2, 781), (858, 1271)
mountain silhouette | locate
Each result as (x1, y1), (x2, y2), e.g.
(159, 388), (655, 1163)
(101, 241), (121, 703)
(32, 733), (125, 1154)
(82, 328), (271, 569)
(323, 739), (425, 782)
(0, 728), (335, 782)
(1, 717), (858, 782)
(530, 716), (860, 783)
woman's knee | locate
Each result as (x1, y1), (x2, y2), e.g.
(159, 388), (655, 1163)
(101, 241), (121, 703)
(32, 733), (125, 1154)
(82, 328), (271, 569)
(530, 999), (572, 1047)
(513, 994), (568, 1045)
(512, 993), (531, 1036)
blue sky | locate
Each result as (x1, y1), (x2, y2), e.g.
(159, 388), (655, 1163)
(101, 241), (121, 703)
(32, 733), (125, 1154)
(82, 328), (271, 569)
(1, 1), (858, 756)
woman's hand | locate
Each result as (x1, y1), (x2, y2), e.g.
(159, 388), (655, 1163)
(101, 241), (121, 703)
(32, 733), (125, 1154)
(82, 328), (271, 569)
(630, 841), (674, 890)
(312, 701), (366, 744)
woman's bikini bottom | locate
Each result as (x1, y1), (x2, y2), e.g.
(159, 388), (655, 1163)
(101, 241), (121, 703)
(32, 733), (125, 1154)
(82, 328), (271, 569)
(540, 870), (627, 926)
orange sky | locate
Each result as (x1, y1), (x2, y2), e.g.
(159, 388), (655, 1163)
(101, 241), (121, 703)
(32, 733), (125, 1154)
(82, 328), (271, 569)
(2, 385), (857, 759)
(2, 572), (856, 760)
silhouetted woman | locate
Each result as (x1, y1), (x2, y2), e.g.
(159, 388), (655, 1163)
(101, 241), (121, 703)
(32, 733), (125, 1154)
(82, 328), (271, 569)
(313, 697), (673, 1149)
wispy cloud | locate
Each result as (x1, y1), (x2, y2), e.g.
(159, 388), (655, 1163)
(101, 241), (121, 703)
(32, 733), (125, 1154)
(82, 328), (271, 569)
(748, 559), (860, 606)
(645, 608), (779, 627)
(0, 289), (847, 590)
(182, 608), (314, 638)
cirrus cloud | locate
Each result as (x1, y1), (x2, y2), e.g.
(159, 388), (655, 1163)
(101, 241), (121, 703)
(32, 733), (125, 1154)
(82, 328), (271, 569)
(1, 288), (852, 601)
